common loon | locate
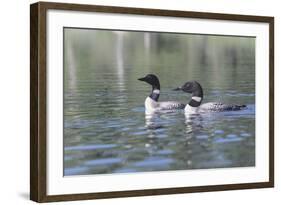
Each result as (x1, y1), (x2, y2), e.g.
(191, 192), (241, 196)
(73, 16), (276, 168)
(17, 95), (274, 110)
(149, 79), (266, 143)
(173, 81), (246, 114)
(138, 74), (185, 113)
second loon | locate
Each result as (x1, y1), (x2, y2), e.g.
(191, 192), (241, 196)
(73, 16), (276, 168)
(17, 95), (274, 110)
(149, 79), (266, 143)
(138, 74), (185, 113)
(173, 81), (246, 114)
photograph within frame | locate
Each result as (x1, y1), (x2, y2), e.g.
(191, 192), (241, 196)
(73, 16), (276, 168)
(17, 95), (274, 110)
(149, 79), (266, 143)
(30, 2), (274, 202)
(63, 27), (256, 176)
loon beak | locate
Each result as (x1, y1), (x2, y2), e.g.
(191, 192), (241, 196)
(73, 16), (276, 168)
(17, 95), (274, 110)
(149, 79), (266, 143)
(172, 86), (182, 91)
(138, 77), (146, 81)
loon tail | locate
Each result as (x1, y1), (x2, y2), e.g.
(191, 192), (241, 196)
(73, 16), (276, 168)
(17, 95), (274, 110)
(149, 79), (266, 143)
(228, 104), (247, 111)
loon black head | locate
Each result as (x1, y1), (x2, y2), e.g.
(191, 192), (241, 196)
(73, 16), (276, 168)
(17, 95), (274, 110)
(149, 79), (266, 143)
(173, 81), (203, 107)
(138, 74), (160, 90)
(138, 74), (161, 101)
(173, 81), (201, 93)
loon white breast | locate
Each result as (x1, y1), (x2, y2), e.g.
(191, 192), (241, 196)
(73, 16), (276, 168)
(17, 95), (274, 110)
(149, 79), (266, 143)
(138, 74), (185, 113)
(173, 81), (246, 114)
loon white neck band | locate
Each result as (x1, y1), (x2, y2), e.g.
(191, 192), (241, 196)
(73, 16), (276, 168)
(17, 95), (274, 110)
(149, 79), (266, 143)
(192, 96), (202, 102)
(153, 89), (160, 94)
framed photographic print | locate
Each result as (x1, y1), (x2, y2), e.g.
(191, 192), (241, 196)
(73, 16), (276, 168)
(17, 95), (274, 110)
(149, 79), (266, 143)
(30, 1), (274, 202)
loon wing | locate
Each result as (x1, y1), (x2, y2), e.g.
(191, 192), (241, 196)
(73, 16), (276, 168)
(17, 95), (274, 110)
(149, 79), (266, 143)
(200, 102), (246, 112)
(158, 101), (186, 110)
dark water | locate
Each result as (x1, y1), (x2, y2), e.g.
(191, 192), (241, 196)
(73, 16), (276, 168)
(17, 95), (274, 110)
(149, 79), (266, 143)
(63, 28), (255, 176)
